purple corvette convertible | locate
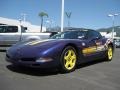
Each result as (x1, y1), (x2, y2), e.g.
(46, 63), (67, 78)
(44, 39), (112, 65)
(6, 29), (114, 73)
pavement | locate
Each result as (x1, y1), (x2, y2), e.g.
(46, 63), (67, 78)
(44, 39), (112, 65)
(0, 48), (120, 90)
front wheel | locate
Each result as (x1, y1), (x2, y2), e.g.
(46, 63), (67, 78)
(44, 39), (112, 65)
(105, 45), (113, 61)
(60, 46), (77, 73)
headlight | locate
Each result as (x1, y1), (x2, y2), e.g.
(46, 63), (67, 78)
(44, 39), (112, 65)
(36, 57), (53, 63)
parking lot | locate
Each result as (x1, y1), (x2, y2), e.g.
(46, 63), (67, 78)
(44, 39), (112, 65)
(0, 48), (120, 90)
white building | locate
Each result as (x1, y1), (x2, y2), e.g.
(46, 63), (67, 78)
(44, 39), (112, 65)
(0, 17), (46, 32)
(100, 32), (116, 38)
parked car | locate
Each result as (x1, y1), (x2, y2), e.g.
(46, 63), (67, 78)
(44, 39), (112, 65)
(115, 39), (120, 48)
(6, 29), (115, 73)
(0, 25), (51, 47)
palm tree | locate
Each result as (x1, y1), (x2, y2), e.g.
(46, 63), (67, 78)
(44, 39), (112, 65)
(65, 12), (72, 27)
(38, 12), (48, 32)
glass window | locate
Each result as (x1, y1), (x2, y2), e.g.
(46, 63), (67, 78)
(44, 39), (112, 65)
(87, 30), (102, 39)
(93, 31), (102, 38)
(0, 26), (18, 33)
(6, 26), (18, 33)
(0, 26), (6, 33)
(50, 31), (87, 39)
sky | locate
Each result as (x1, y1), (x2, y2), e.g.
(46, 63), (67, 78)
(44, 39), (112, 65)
(0, 0), (120, 29)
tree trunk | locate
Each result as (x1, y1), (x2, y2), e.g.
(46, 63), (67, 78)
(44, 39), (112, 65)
(40, 17), (43, 32)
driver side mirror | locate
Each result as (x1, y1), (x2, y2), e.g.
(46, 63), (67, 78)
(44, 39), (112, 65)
(91, 37), (100, 41)
(24, 27), (27, 30)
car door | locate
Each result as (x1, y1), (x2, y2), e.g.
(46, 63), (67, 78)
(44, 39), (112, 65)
(0, 26), (20, 46)
(82, 31), (97, 58)
(93, 31), (105, 56)
(83, 30), (105, 60)
(88, 31), (105, 59)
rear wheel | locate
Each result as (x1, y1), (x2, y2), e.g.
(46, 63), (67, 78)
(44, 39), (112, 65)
(106, 45), (113, 61)
(60, 46), (77, 73)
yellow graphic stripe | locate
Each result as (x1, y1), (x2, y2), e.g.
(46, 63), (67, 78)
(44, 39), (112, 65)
(25, 39), (51, 45)
(82, 45), (105, 55)
(96, 45), (105, 51)
(82, 46), (97, 54)
(25, 40), (41, 45)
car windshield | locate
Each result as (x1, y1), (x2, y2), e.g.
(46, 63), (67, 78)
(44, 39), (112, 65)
(50, 31), (87, 39)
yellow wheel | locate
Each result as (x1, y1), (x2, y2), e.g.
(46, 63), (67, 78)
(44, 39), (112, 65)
(106, 46), (113, 61)
(60, 46), (77, 73)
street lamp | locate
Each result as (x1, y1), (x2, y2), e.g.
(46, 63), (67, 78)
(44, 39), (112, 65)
(18, 19), (22, 25)
(21, 13), (27, 22)
(46, 19), (55, 31)
(108, 13), (119, 39)
(61, 0), (64, 32)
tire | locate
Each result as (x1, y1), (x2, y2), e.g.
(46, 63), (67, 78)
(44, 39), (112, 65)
(105, 45), (113, 61)
(60, 46), (77, 73)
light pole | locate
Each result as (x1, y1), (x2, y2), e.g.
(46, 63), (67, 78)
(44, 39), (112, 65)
(46, 19), (55, 30)
(21, 13), (27, 22)
(65, 11), (72, 27)
(108, 13), (119, 39)
(61, 0), (64, 32)
(18, 19), (22, 25)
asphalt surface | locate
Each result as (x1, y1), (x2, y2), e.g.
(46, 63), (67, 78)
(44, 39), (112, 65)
(0, 48), (120, 90)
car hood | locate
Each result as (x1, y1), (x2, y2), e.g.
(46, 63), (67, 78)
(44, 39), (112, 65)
(7, 39), (84, 59)
(7, 39), (63, 58)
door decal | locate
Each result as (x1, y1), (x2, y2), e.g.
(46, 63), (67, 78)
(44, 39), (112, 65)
(82, 46), (97, 55)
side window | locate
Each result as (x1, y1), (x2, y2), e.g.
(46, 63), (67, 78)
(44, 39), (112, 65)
(64, 31), (78, 39)
(0, 26), (6, 33)
(77, 31), (87, 39)
(5, 26), (18, 33)
(87, 31), (93, 39)
(92, 31), (102, 38)
(87, 31), (102, 39)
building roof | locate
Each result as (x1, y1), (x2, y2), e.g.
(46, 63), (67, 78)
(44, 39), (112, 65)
(0, 17), (46, 32)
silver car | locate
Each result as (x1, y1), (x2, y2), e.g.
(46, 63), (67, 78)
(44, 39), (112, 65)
(115, 39), (120, 48)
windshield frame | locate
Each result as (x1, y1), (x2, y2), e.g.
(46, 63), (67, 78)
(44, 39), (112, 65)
(50, 30), (88, 39)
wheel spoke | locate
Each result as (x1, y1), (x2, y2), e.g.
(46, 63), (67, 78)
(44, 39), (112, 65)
(69, 59), (74, 68)
(71, 55), (76, 61)
(68, 50), (72, 57)
(64, 56), (68, 61)
(65, 60), (70, 69)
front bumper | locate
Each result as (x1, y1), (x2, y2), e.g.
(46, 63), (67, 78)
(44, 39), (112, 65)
(6, 54), (59, 68)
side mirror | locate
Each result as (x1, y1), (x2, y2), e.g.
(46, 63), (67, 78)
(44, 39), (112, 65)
(24, 27), (27, 30)
(95, 37), (100, 39)
(91, 37), (100, 41)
